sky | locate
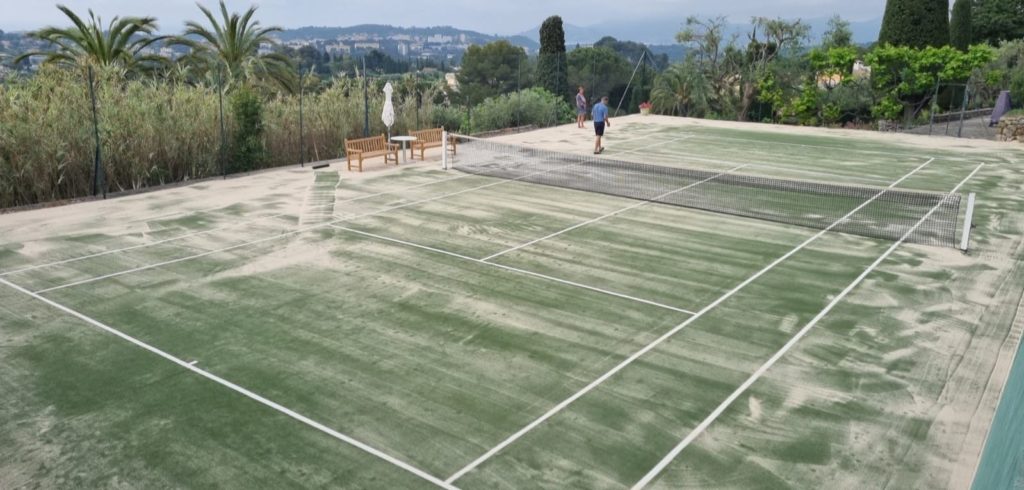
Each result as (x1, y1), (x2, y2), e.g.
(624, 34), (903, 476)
(0, 0), (888, 34)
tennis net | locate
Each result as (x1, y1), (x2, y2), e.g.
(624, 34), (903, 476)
(446, 134), (962, 247)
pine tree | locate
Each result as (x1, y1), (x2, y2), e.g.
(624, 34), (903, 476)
(878, 0), (950, 48)
(537, 16), (569, 101)
(950, 0), (973, 50)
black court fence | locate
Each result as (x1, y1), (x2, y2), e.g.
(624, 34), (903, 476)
(3, 50), (654, 209)
(0, 65), (443, 209)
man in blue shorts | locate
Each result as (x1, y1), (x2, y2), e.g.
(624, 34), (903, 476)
(592, 96), (610, 154)
(576, 86), (587, 128)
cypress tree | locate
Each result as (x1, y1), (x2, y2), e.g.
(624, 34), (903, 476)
(537, 16), (569, 101)
(878, 0), (950, 47)
(950, 0), (972, 50)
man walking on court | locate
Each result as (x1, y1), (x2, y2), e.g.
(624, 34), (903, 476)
(592, 96), (610, 154)
(576, 86), (588, 128)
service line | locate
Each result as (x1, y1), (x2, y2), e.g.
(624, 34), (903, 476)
(481, 164), (748, 262)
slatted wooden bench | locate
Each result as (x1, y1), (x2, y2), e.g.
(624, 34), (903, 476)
(409, 128), (457, 160)
(344, 134), (399, 172)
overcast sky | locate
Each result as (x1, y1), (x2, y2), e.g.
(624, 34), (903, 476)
(0, 0), (888, 34)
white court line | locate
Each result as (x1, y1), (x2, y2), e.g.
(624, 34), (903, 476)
(1, 173), (475, 279)
(330, 225), (696, 316)
(34, 164), (572, 294)
(0, 277), (455, 489)
(586, 130), (919, 185)
(613, 135), (695, 156)
(630, 141), (928, 184)
(481, 164), (748, 262)
(686, 132), (923, 158)
(630, 162), (984, 490)
(443, 156), (937, 484)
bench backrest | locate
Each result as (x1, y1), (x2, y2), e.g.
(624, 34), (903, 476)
(409, 128), (444, 144)
(345, 134), (388, 152)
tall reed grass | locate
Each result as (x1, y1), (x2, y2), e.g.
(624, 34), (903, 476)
(0, 67), (435, 208)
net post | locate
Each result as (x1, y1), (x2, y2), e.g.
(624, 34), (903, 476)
(442, 130), (449, 170)
(960, 192), (977, 252)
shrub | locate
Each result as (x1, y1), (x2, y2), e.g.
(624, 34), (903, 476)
(469, 87), (573, 133)
(229, 86), (265, 173)
(430, 105), (464, 133)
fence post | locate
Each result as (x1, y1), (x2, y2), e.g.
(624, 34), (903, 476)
(362, 57), (370, 137)
(554, 53), (561, 125)
(517, 54), (522, 129)
(217, 65), (227, 178)
(442, 130), (449, 170)
(957, 84), (970, 138)
(299, 66), (305, 167)
(87, 65), (105, 198)
(615, 50), (646, 116)
(591, 45), (597, 109)
(927, 79), (940, 135)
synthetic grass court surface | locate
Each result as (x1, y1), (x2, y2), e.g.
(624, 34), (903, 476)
(2, 116), (1023, 489)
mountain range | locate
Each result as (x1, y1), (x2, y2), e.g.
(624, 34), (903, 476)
(278, 24), (539, 50)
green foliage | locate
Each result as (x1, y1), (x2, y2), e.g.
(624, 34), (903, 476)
(822, 79), (875, 124)
(457, 41), (528, 105)
(537, 16), (569, 100)
(809, 46), (859, 78)
(594, 36), (669, 70)
(788, 84), (823, 125)
(651, 60), (711, 117)
(567, 47), (632, 105)
(865, 44), (995, 120)
(1012, 71), (1024, 107)
(971, 0), (1024, 45)
(430, 105), (464, 133)
(460, 88), (571, 134)
(229, 86), (265, 172)
(980, 40), (1024, 105)
(15, 6), (168, 72)
(821, 16), (854, 49)
(950, 0), (973, 51)
(879, 0), (950, 48)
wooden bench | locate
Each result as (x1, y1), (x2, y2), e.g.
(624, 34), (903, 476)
(409, 128), (457, 160)
(344, 134), (399, 172)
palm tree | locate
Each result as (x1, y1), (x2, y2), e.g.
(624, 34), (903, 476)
(15, 5), (168, 71)
(174, 1), (295, 92)
(651, 62), (711, 117)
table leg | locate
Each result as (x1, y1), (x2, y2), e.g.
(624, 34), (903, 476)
(402, 142), (408, 163)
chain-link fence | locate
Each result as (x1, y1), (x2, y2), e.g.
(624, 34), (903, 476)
(0, 64), (445, 209)
(0, 39), (677, 210)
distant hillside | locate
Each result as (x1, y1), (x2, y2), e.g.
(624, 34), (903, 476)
(519, 16), (882, 47)
(278, 24), (539, 50)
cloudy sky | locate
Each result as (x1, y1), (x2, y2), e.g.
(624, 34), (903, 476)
(0, 0), (888, 33)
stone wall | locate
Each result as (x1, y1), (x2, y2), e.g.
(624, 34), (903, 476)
(997, 116), (1024, 142)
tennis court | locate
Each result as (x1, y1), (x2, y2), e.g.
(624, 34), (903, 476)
(2, 116), (1023, 489)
